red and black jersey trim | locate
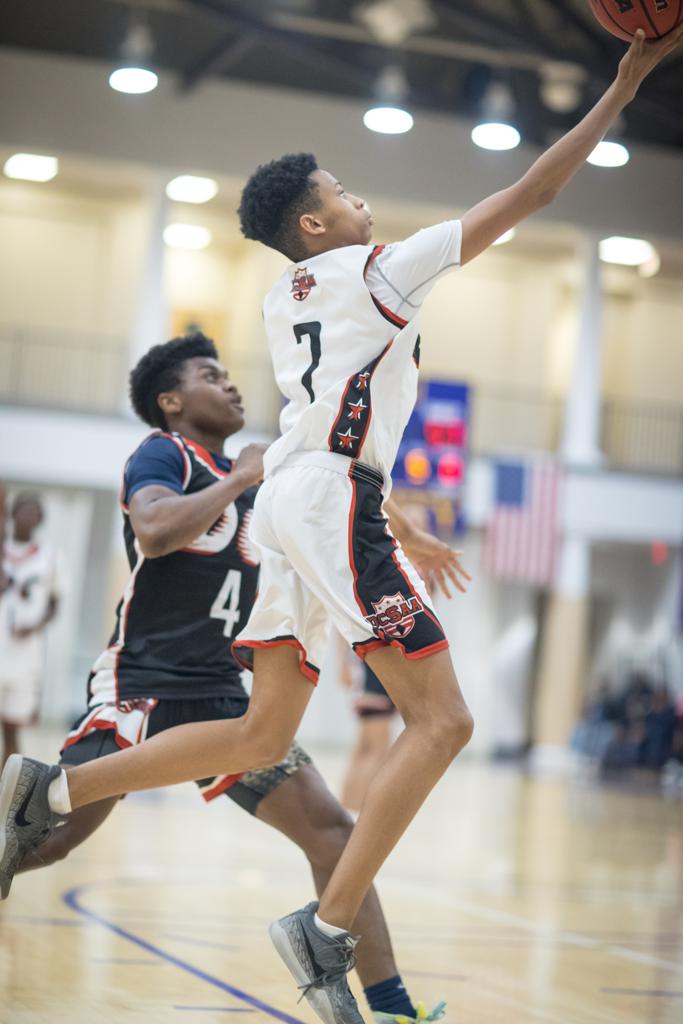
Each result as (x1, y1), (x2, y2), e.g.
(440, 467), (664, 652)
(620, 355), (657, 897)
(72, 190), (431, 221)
(364, 245), (409, 329)
(327, 342), (393, 459)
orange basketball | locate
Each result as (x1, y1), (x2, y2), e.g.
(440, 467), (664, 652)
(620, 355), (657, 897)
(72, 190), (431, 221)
(588, 0), (682, 42)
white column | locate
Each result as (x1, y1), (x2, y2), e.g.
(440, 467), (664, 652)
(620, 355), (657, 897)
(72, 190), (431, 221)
(561, 234), (604, 467)
(555, 534), (591, 599)
(531, 534), (591, 771)
(126, 175), (169, 377)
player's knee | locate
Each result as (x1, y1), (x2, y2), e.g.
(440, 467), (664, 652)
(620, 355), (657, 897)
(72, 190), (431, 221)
(431, 704), (474, 758)
(235, 716), (292, 769)
(305, 813), (354, 870)
(249, 735), (293, 769)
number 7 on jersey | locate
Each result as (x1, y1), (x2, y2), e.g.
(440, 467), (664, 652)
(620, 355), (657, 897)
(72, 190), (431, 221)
(293, 321), (321, 403)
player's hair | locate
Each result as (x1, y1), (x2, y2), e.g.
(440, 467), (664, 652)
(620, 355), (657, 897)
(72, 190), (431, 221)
(11, 491), (43, 518)
(238, 152), (321, 259)
(130, 332), (218, 430)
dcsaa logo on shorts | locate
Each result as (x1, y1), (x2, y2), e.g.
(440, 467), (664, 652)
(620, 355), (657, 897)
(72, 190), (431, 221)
(367, 592), (424, 639)
(291, 267), (317, 301)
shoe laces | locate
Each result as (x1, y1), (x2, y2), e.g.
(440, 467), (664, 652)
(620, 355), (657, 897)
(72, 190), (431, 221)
(297, 934), (358, 1000)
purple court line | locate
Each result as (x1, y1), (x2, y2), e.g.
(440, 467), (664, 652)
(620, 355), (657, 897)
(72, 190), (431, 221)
(92, 957), (163, 965)
(601, 988), (683, 998)
(62, 881), (306, 1024)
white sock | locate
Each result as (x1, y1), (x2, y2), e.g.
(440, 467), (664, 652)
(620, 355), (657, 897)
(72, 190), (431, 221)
(47, 770), (72, 814)
(314, 912), (347, 938)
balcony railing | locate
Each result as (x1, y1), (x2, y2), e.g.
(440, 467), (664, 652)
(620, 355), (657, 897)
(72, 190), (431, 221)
(0, 324), (128, 415)
(1, 326), (682, 477)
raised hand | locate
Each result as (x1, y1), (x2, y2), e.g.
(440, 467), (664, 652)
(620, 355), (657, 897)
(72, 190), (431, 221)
(616, 25), (683, 99)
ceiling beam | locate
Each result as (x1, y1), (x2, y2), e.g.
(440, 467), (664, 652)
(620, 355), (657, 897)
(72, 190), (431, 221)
(183, 0), (376, 93)
(180, 30), (258, 93)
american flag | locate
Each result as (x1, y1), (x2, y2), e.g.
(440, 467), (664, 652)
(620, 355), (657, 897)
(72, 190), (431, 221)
(483, 459), (562, 586)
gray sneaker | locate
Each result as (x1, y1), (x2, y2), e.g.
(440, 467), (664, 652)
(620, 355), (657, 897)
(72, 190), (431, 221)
(269, 901), (364, 1024)
(0, 755), (64, 899)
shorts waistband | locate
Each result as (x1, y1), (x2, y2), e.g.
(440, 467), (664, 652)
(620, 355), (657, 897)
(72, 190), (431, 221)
(272, 451), (385, 492)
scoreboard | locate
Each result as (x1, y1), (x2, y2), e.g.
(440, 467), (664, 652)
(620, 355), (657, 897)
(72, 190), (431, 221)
(392, 379), (470, 493)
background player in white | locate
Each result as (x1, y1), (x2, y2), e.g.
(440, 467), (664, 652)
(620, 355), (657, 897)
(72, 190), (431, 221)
(2, 27), (682, 1024)
(0, 493), (61, 765)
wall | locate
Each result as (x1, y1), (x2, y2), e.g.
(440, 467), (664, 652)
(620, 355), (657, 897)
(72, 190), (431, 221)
(3, 180), (683, 422)
(589, 544), (683, 698)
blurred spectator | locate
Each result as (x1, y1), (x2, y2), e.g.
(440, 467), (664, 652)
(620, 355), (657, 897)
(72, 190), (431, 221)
(642, 686), (677, 770)
(0, 491), (62, 765)
(574, 670), (680, 782)
(571, 678), (620, 762)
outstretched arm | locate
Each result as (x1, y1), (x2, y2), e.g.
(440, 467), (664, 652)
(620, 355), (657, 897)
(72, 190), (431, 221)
(385, 498), (471, 599)
(460, 27), (683, 266)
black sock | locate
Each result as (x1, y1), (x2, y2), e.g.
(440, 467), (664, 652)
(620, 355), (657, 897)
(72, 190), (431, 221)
(364, 974), (416, 1018)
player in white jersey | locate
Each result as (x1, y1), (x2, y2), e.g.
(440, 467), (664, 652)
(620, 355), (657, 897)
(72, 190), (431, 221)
(0, 494), (60, 765)
(2, 28), (682, 1024)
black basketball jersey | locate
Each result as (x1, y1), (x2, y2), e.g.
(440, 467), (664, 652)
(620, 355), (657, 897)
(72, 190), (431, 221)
(87, 432), (259, 704)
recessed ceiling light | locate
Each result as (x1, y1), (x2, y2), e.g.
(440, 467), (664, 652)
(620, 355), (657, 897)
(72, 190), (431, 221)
(587, 141), (629, 168)
(109, 67), (158, 94)
(165, 176), (219, 204)
(471, 122), (520, 151)
(638, 252), (661, 278)
(163, 224), (212, 250)
(492, 228), (515, 246)
(363, 106), (414, 135)
(4, 153), (59, 182)
(599, 236), (656, 267)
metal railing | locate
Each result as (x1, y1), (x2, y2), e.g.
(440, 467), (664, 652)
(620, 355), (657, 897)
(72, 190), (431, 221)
(469, 388), (683, 476)
(470, 389), (562, 457)
(0, 324), (128, 415)
(1, 326), (682, 476)
(601, 399), (683, 475)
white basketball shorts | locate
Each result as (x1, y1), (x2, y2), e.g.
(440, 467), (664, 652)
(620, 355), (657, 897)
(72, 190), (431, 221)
(232, 451), (448, 683)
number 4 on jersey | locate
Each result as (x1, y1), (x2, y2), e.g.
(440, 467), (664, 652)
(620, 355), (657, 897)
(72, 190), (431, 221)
(210, 568), (242, 637)
(294, 321), (321, 403)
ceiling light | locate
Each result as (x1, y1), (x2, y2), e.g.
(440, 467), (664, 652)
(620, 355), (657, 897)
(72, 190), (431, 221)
(163, 224), (212, 250)
(109, 67), (158, 94)
(110, 19), (157, 94)
(471, 122), (520, 151)
(4, 153), (59, 182)
(587, 140), (630, 168)
(492, 228), (515, 246)
(364, 106), (414, 134)
(472, 81), (519, 151)
(355, 0), (436, 47)
(539, 62), (585, 114)
(166, 175), (218, 204)
(599, 236), (657, 267)
(638, 252), (661, 278)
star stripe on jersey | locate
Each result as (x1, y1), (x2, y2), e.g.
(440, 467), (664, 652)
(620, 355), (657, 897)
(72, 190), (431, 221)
(337, 428), (359, 450)
(327, 341), (393, 460)
(347, 399), (366, 421)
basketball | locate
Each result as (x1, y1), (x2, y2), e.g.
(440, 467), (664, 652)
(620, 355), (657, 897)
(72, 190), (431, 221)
(588, 0), (683, 42)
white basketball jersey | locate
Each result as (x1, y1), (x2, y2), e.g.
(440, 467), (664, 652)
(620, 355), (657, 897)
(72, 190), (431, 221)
(263, 243), (427, 485)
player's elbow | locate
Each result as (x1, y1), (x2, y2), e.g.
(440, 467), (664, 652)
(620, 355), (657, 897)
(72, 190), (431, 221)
(517, 174), (559, 213)
(135, 527), (172, 559)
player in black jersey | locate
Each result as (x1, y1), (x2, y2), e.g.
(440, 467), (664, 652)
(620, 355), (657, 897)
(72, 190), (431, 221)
(11, 332), (454, 1024)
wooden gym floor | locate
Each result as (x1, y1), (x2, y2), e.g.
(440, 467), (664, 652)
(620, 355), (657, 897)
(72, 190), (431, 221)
(1, 730), (682, 1024)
